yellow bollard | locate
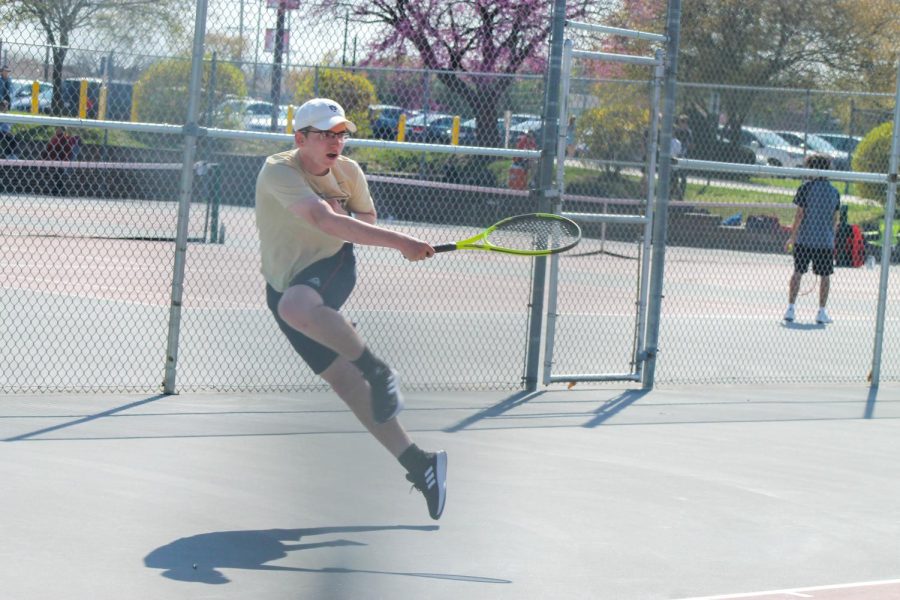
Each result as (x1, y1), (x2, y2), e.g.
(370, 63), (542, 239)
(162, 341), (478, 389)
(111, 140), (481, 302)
(286, 105), (294, 134)
(78, 79), (88, 119)
(97, 85), (108, 121)
(130, 81), (141, 122)
(29, 81), (39, 114)
(396, 113), (406, 142)
(451, 115), (460, 145)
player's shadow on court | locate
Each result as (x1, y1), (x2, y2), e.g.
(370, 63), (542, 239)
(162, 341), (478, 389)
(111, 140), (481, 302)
(781, 321), (827, 330)
(144, 526), (510, 585)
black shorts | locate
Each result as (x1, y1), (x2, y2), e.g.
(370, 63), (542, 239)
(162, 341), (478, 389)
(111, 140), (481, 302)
(265, 243), (357, 374)
(793, 243), (834, 277)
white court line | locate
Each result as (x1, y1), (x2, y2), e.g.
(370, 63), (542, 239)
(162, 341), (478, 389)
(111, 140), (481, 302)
(676, 577), (900, 599)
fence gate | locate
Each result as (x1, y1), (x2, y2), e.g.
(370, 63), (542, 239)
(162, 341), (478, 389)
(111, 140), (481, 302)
(542, 21), (669, 386)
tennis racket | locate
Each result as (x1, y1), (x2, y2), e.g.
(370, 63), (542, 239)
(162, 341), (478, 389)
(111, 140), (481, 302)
(433, 213), (581, 256)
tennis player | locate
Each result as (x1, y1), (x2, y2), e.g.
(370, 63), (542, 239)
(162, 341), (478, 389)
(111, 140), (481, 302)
(255, 97), (446, 520)
(783, 154), (841, 325)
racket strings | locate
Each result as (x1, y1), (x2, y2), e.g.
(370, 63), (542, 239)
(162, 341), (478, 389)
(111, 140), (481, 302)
(487, 218), (580, 252)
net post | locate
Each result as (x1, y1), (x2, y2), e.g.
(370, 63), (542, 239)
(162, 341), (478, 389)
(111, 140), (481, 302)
(208, 162), (222, 244)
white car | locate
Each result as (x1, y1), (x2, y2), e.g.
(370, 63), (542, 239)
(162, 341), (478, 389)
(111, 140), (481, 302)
(214, 98), (277, 130)
(10, 81), (52, 113)
(738, 126), (806, 168)
(245, 105), (291, 132)
(776, 131), (850, 170)
(815, 133), (862, 155)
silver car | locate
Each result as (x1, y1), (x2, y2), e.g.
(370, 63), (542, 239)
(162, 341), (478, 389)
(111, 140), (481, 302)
(776, 131), (850, 170)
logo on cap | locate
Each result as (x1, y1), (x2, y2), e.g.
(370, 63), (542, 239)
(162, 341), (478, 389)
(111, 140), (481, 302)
(328, 104), (338, 113)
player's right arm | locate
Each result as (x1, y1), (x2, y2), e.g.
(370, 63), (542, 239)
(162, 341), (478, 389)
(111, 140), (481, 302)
(289, 195), (433, 261)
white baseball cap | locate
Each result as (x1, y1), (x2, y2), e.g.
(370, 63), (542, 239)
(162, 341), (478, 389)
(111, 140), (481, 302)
(294, 98), (357, 133)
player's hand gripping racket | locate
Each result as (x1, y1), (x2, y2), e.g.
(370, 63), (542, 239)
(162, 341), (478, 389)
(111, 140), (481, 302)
(433, 213), (581, 256)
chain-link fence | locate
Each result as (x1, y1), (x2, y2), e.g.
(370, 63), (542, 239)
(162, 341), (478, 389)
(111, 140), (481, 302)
(1, 0), (899, 394)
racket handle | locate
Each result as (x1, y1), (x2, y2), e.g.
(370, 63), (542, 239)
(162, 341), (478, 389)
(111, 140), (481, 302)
(433, 244), (457, 253)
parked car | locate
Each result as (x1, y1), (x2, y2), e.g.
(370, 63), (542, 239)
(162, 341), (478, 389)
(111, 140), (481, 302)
(368, 104), (412, 140)
(508, 118), (544, 145)
(59, 78), (133, 120)
(214, 98), (274, 129)
(775, 131), (850, 170)
(816, 133), (862, 155)
(461, 113), (541, 146)
(405, 112), (475, 144)
(7, 78), (35, 102)
(734, 126), (806, 168)
(10, 81), (52, 113)
(245, 104), (291, 132)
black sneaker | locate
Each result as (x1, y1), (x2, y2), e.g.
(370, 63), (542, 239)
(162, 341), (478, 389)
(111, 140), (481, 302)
(368, 366), (404, 424)
(406, 450), (447, 520)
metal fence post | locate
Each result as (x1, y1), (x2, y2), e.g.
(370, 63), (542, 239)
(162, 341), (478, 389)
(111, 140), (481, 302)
(868, 57), (900, 388)
(641, 0), (682, 389)
(523, 0), (566, 391)
(163, 0), (209, 394)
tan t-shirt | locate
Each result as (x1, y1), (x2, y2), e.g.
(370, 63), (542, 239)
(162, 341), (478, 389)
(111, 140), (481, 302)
(255, 149), (374, 292)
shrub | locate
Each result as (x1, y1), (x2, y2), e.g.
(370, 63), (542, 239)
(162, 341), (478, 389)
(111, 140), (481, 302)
(133, 57), (247, 126)
(853, 121), (892, 203)
(288, 68), (376, 139)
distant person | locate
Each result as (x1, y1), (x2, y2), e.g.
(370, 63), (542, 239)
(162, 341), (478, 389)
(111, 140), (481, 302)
(566, 116), (577, 158)
(254, 97), (446, 520)
(669, 135), (684, 200)
(43, 126), (79, 161)
(0, 64), (12, 107)
(784, 154), (841, 324)
(509, 129), (538, 189)
(673, 114), (693, 158)
(43, 126), (80, 194)
(0, 100), (18, 158)
(672, 114), (693, 200)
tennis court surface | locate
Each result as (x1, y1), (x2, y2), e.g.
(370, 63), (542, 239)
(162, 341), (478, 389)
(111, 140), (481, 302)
(3, 382), (900, 599)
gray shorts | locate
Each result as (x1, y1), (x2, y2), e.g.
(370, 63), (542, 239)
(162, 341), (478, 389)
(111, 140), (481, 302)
(265, 243), (356, 374)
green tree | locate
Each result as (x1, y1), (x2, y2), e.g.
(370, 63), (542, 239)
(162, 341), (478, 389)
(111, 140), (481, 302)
(607, 0), (898, 139)
(288, 67), (377, 139)
(0, 0), (189, 116)
(133, 58), (247, 125)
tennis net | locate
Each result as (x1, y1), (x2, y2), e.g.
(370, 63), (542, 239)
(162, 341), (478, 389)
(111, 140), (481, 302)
(0, 159), (222, 242)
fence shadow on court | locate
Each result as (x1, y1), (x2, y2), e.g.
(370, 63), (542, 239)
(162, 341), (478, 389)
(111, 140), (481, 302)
(438, 385), (900, 432)
(2, 393), (169, 442)
(144, 525), (511, 585)
(581, 389), (652, 428)
(442, 390), (545, 432)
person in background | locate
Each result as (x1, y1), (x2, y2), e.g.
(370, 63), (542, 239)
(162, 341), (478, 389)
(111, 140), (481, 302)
(0, 100), (18, 158)
(254, 98), (447, 520)
(43, 126), (79, 161)
(784, 154), (841, 325)
(43, 126), (80, 194)
(673, 114), (693, 158)
(671, 114), (693, 200)
(0, 64), (13, 107)
(511, 129), (538, 188)
(566, 116), (577, 158)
